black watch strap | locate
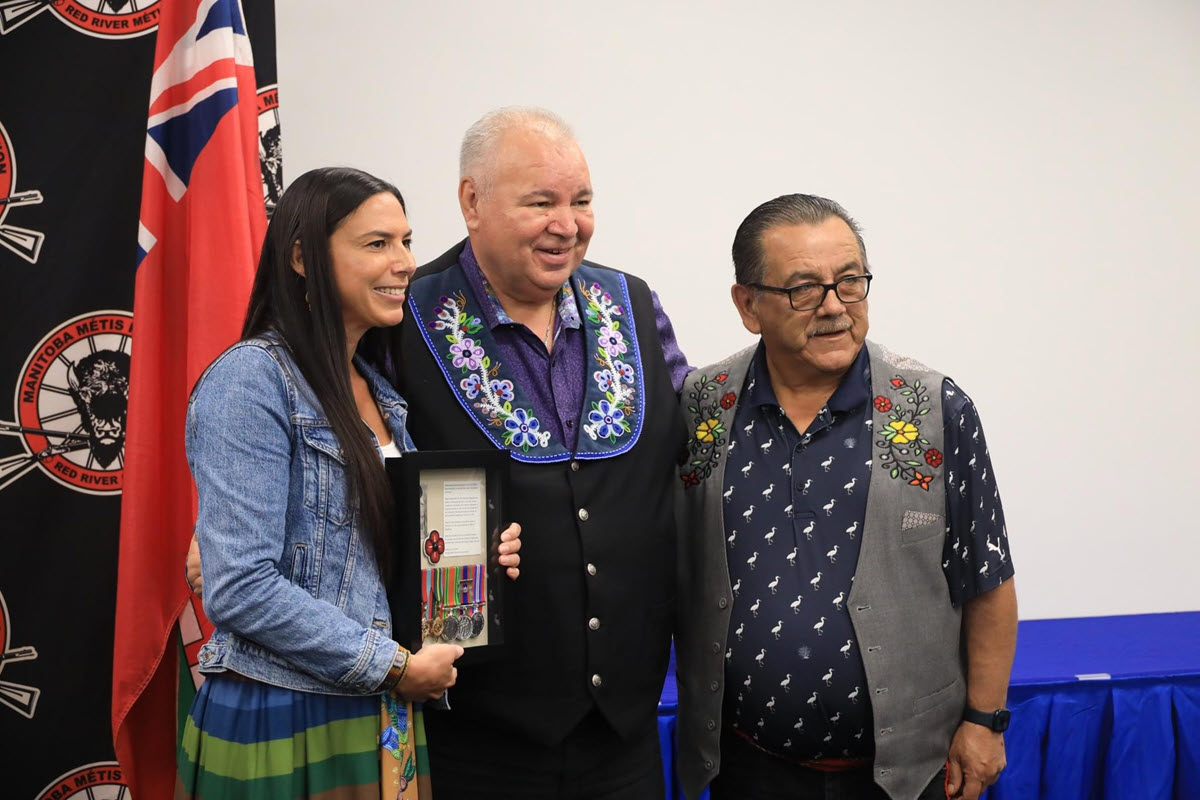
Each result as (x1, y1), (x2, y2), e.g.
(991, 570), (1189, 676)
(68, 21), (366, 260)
(963, 706), (1010, 732)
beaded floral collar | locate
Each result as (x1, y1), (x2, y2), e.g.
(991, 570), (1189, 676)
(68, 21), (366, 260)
(408, 260), (645, 462)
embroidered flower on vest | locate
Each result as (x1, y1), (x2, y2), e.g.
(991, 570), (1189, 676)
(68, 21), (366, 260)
(581, 279), (635, 443)
(874, 375), (939, 490)
(587, 399), (626, 440)
(504, 408), (543, 449)
(414, 263), (643, 460)
(431, 291), (550, 452)
(681, 370), (735, 488)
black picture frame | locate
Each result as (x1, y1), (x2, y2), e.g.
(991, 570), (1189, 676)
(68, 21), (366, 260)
(385, 449), (511, 666)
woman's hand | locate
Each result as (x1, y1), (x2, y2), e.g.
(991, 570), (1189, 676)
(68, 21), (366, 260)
(397, 643), (463, 701)
(497, 522), (522, 580)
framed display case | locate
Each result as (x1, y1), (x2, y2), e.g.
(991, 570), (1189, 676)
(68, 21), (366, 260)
(385, 449), (510, 664)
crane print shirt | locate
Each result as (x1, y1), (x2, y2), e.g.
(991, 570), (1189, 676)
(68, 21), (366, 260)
(721, 343), (1014, 761)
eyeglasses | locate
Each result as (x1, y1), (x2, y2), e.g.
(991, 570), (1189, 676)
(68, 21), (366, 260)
(745, 274), (873, 311)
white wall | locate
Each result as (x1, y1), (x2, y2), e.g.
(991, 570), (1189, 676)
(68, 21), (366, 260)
(277, 1), (1200, 620)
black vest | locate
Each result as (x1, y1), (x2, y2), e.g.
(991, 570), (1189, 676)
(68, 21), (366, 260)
(395, 241), (686, 744)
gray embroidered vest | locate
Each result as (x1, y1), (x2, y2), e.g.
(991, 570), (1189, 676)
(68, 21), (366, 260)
(674, 340), (961, 800)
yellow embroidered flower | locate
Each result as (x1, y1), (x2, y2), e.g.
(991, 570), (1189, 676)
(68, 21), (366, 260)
(887, 420), (919, 444)
(695, 418), (724, 443)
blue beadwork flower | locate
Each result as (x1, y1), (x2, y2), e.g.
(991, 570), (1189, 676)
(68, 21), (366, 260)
(460, 374), (482, 399)
(381, 726), (400, 750)
(588, 399), (626, 439)
(613, 360), (635, 384)
(593, 369), (616, 393)
(598, 325), (627, 357)
(489, 379), (515, 402)
(505, 408), (541, 448)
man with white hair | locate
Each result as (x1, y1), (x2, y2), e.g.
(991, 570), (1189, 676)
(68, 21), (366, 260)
(395, 107), (690, 798)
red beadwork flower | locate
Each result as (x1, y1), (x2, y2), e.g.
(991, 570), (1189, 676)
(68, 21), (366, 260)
(924, 449), (943, 468)
(715, 372), (729, 384)
(424, 530), (445, 563)
(720, 392), (737, 409)
(909, 472), (933, 491)
(681, 471), (701, 488)
(873, 396), (892, 412)
(890, 378), (905, 388)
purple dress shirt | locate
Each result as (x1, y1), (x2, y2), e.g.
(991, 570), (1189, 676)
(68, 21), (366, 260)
(458, 241), (690, 445)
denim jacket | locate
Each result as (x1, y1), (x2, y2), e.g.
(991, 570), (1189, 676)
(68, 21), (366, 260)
(187, 334), (414, 694)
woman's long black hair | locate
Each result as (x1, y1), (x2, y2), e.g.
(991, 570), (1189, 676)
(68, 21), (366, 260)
(242, 166), (403, 578)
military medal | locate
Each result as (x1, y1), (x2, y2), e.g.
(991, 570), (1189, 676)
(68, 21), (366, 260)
(443, 567), (464, 641)
(467, 564), (485, 638)
(444, 567), (462, 641)
(459, 567), (474, 641)
(431, 567), (447, 639)
(420, 569), (433, 640)
(446, 566), (466, 641)
(457, 609), (472, 640)
(442, 612), (460, 641)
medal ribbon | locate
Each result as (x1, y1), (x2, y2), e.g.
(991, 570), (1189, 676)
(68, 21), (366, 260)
(444, 567), (452, 618)
(422, 569), (432, 622)
(438, 567), (446, 621)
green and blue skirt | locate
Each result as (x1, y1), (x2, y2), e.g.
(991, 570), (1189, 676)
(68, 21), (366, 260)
(177, 674), (422, 800)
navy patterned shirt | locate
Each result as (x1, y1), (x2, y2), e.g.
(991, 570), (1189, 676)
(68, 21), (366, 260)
(722, 343), (1014, 761)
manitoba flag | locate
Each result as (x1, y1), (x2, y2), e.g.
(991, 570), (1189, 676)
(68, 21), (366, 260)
(112, 0), (266, 794)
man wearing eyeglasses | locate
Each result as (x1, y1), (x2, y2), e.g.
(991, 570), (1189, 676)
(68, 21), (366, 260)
(674, 194), (1017, 800)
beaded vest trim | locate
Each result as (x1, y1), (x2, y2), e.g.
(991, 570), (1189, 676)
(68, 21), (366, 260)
(408, 262), (645, 462)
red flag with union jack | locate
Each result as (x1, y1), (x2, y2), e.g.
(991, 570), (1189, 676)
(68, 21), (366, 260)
(112, 0), (265, 793)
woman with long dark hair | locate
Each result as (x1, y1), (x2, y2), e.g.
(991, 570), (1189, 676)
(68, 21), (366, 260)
(177, 167), (521, 799)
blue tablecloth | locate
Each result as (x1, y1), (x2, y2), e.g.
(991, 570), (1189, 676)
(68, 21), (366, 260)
(658, 611), (1200, 800)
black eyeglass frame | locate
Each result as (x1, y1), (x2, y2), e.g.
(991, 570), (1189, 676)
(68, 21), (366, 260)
(745, 273), (873, 312)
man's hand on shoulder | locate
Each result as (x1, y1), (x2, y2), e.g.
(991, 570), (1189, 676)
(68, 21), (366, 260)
(945, 721), (1006, 799)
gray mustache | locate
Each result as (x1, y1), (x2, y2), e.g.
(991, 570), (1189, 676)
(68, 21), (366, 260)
(809, 321), (852, 336)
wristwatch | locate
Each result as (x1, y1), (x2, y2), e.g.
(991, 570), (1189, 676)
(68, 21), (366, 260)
(963, 706), (1010, 732)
